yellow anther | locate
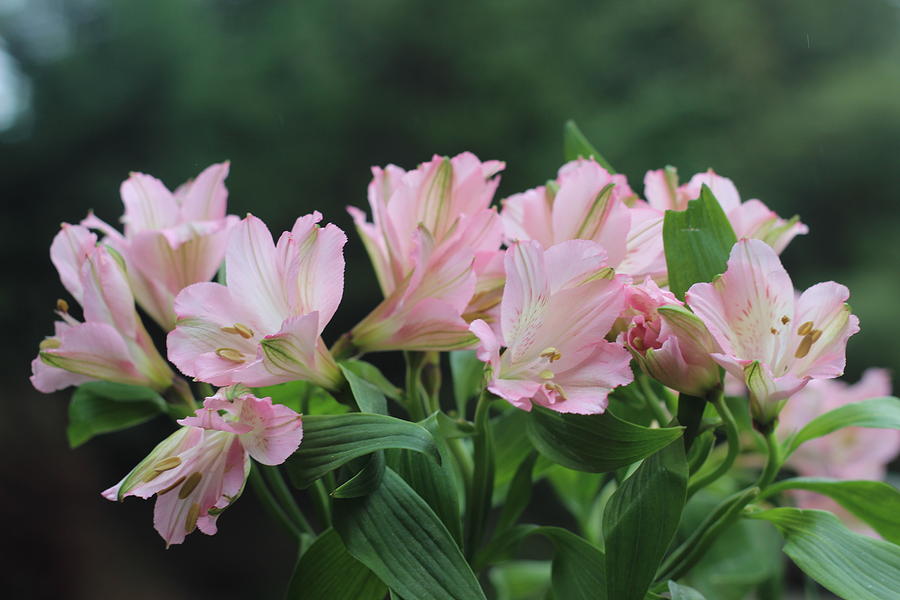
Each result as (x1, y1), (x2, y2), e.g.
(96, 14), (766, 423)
(539, 369), (555, 380)
(797, 321), (814, 336)
(39, 338), (62, 350)
(185, 502), (201, 533)
(222, 323), (254, 339)
(56, 298), (69, 313)
(631, 337), (644, 351)
(158, 475), (186, 495)
(540, 347), (562, 362)
(543, 382), (568, 401)
(215, 348), (246, 363)
(795, 335), (814, 359)
(770, 328), (779, 335)
(809, 329), (822, 343)
(781, 315), (791, 325)
(153, 456), (182, 473)
(178, 472), (203, 499)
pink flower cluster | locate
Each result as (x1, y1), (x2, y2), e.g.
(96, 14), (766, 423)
(31, 155), (882, 545)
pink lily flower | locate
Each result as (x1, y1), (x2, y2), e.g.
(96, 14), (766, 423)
(501, 158), (667, 281)
(686, 239), (859, 427)
(620, 279), (720, 397)
(30, 224), (173, 393)
(103, 387), (303, 546)
(167, 213), (345, 390)
(469, 240), (633, 414)
(83, 162), (239, 330)
(779, 370), (899, 536)
(644, 167), (808, 254)
(348, 153), (505, 352)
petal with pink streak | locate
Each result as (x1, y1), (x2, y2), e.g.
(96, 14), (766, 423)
(470, 318), (501, 367)
(283, 218), (347, 329)
(537, 340), (633, 414)
(80, 247), (138, 338)
(686, 239), (795, 366)
(501, 241), (550, 362)
(121, 172), (180, 234)
(175, 161), (230, 222)
(232, 394), (303, 466)
(225, 215), (291, 332)
(50, 223), (97, 303)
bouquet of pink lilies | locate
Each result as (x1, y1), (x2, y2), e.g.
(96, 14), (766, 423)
(31, 123), (900, 599)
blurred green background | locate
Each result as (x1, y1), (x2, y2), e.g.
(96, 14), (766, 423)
(1, 0), (898, 598)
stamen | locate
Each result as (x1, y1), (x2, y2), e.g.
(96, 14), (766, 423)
(178, 472), (203, 499)
(769, 328), (778, 335)
(221, 323), (254, 339)
(185, 502), (200, 533)
(56, 298), (69, 313)
(539, 347), (562, 362)
(39, 338), (61, 350)
(631, 337), (644, 351)
(795, 335), (814, 359)
(158, 476), (186, 495)
(809, 329), (822, 343)
(539, 369), (554, 380)
(797, 321), (814, 336)
(215, 348), (246, 363)
(153, 456), (182, 472)
(781, 315), (790, 325)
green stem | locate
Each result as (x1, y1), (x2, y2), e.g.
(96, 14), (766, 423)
(403, 351), (428, 421)
(171, 377), (198, 412)
(311, 479), (333, 528)
(655, 486), (760, 585)
(637, 373), (670, 424)
(447, 435), (474, 493)
(686, 391), (740, 497)
(756, 430), (783, 490)
(196, 381), (214, 399)
(465, 390), (495, 560)
(260, 464), (314, 535)
(249, 464), (304, 540)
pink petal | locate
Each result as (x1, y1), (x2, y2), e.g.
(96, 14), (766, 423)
(121, 172), (180, 235)
(500, 241), (550, 361)
(175, 161), (230, 222)
(536, 340), (633, 414)
(682, 170), (741, 213)
(282, 217), (347, 329)
(232, 394), (303, 466)
(80, 246), (138, 338)
(789, 282), (859, 379)
(50, 223), (97, 303)
(500, 186), (554, 247)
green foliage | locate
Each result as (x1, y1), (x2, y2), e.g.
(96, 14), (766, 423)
(67, 382), (166, 447)
(562, 120), (615, 172)
(603, 440), (688, 600)
(285, 413), (438, 488)
(750, 508), (900, 600)
(339, 363), (389, 414)
(449, 350), (484, 417)
(663, 184), (738, 300)
(286, 528), (386, 599)
(764, 477), (900, 545)
(527, 405), (683, 472)
(489, 561), (551, 600)
(783, 396), (900, 456)
(333, 468), (485, 600)
(668, 581), (706, 600)
(253, 380), (349, 415)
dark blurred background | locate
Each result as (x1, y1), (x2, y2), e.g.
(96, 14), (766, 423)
(1, 0), (898, 597)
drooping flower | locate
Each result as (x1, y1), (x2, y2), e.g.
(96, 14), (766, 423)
(644, 167), (807, 253)
(779, 370), (899, 536)
(83, 163), (239, 330)
(103, 387), (303, 546)
(470, 240), (633, 414)
(620, 279), (720, 397)
(348, 153), (505, 351)
(686, 239), (859, 428)
(501, 158), (667, 281)
(30, 224), (173, 393)
(167, 213), (345, 390)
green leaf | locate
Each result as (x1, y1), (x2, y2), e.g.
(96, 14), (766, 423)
(604, 440), (688, 600)
(339, 363), (388, 414)
(496, 451), (538, 534)
(333, 468), (486, 600)
(750, 507), (900, 600)
(527, 405), (684, 473)
(331, 452), (386, 498)
(285, 413), (438, 488)
(784, 396), (900, 456)
(667, 581), (706, 599)
(662, 184), (737, 300)
(489, 560), (552, 600)
(449, 350), (484, 416)
(495, 409), (537, 498)
(340, 359), (402, 401)
(67, 382), (166, 447)
(542, 527), (607, 600)
(563, 120), (616, 173)
(253, 380), (349, 415)
(285, 528), (386, 599)
(763, 477), (900, 545)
